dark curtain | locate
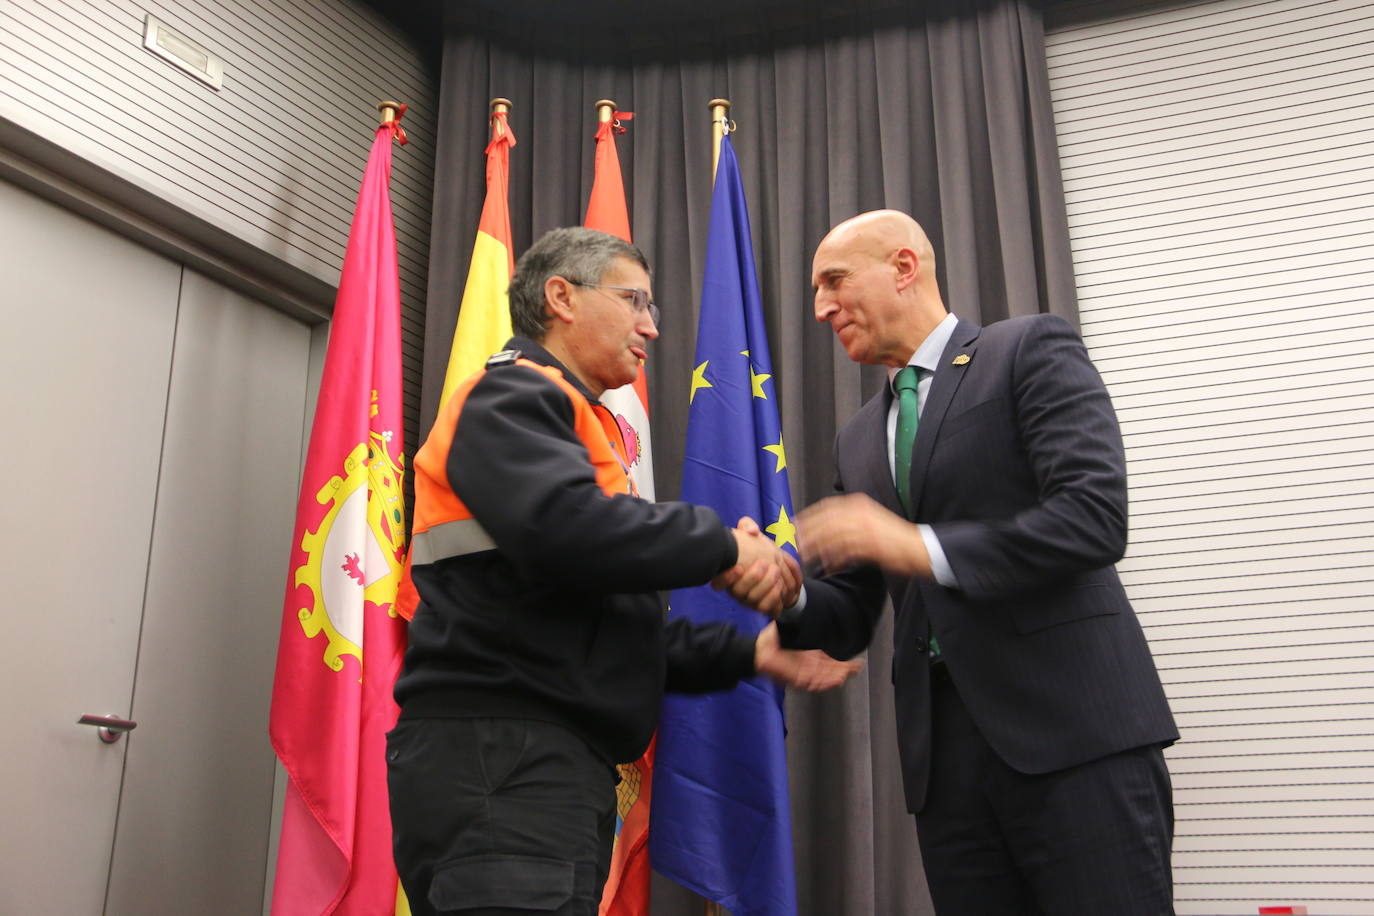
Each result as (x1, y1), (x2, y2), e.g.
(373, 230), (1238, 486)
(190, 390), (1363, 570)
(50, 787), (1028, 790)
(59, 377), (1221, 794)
(420, 1), (1076, 912)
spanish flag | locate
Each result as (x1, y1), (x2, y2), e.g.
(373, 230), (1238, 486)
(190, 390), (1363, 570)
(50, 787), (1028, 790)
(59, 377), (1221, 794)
(443, 102), (517, 404)
(396, 102), (516, 625)
(585, 103), (655, 916)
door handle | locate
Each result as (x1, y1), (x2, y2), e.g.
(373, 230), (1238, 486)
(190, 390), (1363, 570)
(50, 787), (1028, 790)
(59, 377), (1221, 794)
(77, 714), (138, 744)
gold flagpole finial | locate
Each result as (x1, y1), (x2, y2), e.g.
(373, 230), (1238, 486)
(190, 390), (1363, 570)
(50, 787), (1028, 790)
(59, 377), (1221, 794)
(595, 99), (617, 123)
(490, 97), (512, 138)
(708, 98), (731, 181)
(377, 100), (408, 144)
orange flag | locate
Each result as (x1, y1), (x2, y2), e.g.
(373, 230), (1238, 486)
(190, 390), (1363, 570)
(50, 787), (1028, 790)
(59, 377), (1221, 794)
(586, 108), (655, 500)
(269, 110), (409, 915)
(585, 104), (655, 916)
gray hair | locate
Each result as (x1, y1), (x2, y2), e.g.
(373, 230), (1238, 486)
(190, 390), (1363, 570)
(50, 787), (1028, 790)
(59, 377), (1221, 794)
(508, 227), (649, 340)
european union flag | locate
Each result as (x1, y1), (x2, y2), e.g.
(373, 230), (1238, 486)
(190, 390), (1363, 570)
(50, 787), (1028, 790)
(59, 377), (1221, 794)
(649, 133), (797, 916)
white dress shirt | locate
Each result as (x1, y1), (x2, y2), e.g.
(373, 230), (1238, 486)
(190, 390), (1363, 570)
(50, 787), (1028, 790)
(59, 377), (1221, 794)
(790, 313), (962, 613)
(885, 312), (959, 588)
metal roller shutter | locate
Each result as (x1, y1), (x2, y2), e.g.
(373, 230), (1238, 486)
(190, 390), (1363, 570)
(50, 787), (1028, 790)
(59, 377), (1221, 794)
(1045, 1), (1374, 912)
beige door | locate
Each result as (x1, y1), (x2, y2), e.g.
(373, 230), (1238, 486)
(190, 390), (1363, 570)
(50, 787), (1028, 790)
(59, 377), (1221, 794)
(0, 176), (182, 915)
(0, 178), (313, 914)
(103, 267), (311, 915)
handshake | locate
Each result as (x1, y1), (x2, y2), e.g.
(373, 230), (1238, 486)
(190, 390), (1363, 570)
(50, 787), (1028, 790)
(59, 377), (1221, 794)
(711, 516), (803, 618)
(710, 516), (862, 692)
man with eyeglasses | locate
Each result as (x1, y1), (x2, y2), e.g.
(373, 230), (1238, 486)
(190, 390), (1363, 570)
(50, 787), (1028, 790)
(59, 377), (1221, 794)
(387, 226), (857, 916)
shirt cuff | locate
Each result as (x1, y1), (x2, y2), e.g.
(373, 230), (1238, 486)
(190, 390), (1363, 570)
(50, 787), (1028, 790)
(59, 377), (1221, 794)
(919, 524), (959, 589)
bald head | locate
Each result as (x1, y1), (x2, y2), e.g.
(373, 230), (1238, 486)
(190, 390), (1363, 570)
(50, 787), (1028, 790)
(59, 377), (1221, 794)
(811, 209), (947, 367)
(820, 209), (936, 271)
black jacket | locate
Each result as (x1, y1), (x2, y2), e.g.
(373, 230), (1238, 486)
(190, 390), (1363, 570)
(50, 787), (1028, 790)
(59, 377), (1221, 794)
(396, 338), (756, 764)
(782, 315), (1177, 811)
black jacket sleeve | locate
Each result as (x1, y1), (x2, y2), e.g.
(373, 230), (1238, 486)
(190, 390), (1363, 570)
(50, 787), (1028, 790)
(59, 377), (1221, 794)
(449, 364), (737, 592)
(777, 567), (887, 660)
(776, 435), (889, 658)
(662, 618), (757, 693)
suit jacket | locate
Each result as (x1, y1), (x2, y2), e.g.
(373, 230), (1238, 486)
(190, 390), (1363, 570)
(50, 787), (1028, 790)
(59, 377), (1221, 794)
(787, 313), (1178, 812)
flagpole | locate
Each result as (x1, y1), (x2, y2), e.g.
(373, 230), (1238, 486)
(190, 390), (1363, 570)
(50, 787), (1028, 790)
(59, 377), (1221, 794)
(379, 95), (414, 916)
(709, 98), (731, 181)
(704, 95), (735, 916)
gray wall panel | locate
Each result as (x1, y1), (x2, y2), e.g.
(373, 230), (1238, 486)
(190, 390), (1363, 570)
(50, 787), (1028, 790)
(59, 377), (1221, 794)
(1045, 0), (1374, 912)
(0, 0), (436, 459)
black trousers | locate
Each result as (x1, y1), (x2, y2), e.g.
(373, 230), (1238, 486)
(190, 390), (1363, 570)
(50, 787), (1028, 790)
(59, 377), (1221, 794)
(387, 717), (617, 916)
(916, 669), (1176, 916)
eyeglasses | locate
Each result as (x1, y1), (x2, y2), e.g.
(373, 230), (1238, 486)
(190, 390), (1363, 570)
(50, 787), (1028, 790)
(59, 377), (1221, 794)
(569, 281), (660, 325)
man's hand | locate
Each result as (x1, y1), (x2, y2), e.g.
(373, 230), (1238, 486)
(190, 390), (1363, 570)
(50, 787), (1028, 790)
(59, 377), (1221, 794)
(712, 517), (801, 617)
(797, 493), (932, 578)
(754, 622), (864, 691)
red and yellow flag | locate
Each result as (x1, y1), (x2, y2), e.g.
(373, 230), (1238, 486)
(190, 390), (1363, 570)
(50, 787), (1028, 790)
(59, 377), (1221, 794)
(585, 104), (655, 916)
(443, 105), (517, 404)
(269, 111), (409, 915)
(586, 107), (655, 501)
(395, 104), (517, 626)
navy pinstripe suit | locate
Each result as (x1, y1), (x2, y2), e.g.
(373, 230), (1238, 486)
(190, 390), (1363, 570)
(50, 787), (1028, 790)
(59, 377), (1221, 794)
(787, 313), (1179, 913)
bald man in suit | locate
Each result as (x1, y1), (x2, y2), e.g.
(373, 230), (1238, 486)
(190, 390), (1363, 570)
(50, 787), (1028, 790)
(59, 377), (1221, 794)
(777, 210), (1178, 914)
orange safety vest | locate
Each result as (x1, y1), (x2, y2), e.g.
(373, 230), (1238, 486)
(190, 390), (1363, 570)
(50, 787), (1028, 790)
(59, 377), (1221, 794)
(408, 354), (637, 572)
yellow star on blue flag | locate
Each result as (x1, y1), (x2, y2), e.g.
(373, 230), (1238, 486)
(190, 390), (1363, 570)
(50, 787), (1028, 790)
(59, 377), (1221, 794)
(765, 505), (796, 552)
(689, 360), (713, 404)
(749, 366), (772, 399)
(762, 436), (786, 472)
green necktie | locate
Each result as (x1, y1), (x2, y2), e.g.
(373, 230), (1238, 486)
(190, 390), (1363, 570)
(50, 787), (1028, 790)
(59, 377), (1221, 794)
(895, 366), (942, 660)
(894, 366), (920, 517)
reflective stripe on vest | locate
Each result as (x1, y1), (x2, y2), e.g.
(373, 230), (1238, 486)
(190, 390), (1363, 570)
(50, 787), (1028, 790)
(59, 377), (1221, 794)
(409, 517), (497, 564)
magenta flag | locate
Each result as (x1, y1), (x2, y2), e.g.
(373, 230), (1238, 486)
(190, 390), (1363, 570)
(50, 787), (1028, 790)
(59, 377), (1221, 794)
(269, 114), (409, 915)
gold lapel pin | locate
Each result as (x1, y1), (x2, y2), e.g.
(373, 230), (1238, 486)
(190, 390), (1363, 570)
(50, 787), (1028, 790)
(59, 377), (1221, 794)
(952, 353), (971, 366)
